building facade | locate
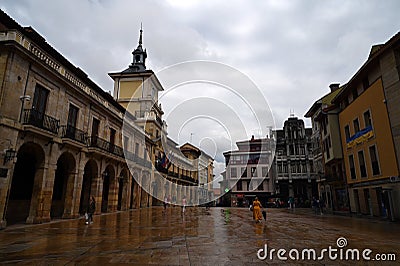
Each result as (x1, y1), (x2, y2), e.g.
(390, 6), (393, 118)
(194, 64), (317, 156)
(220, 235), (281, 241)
(223, 136), (275, 207)
(305, 84), (349, 213)
(272, 116), (317, 205)
(0, 10), (213, 228)
(332, 33), (400, 220)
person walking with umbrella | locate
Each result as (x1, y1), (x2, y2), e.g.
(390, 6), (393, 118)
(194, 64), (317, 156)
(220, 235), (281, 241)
(252, 197), (263, 223)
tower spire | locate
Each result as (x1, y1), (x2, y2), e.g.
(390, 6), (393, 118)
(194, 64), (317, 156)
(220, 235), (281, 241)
(138, 23), (143, 46)
(129, 24), (147, 72)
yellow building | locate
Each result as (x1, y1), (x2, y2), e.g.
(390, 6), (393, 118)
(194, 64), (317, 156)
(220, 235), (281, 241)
(333, 33), (400, 220)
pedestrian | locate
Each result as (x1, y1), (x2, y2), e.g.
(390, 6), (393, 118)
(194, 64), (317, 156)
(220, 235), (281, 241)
(163, 194), (168, 210)
(182, 196), (187, 213)
(86, 196), (95, 224)
(312, 197), (319, 215)
(252, 197), (263, 223)
(167, 195), (171, 206)
(319, 198), (325, 215)
(288, 196), (294, 209)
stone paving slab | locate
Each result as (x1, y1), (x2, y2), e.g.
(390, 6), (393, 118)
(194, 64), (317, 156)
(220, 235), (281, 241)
(0, 207), (399, 265)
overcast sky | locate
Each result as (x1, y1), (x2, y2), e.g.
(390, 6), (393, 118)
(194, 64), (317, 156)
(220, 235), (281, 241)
(2, 0), (400, 182)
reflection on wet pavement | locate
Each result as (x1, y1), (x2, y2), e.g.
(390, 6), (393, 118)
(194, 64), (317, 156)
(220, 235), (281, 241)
(0, 207), (398, 265)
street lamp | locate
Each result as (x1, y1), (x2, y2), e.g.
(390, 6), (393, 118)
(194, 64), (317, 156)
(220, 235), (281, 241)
(19, 95), (31, 122)
(3, 148), (16, 164)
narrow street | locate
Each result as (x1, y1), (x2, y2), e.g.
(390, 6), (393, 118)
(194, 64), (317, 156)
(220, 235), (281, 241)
(0, 207), (398, 265)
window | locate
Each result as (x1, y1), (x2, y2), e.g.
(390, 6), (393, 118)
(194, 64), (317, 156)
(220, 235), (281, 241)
(236, 181), (242, 191)
(257, 181), (264, 191)
(283, 163), (288, 173)
(262, 167), (268, 177)
(109, 128), (116, 145)
(344, 125), (350, 141)
(363, 110), (372, 128)
(32, 84), (49, 117)
(251, 167), (257, 177)
(91, 118), (100, 137)
(144, 147), (148, 161)
(352, 89), (358, 100)
(325, 138), (330, 159)
(67, 104), (79, 129)
(123, 136), (129, 151)
(349, 155), (356, 179)
(241, 167), (247, 177)
(353, 118), (360, 133)
(230, 168), (237, 178)
(66, 104), (79, 138)
(369, 145), (381, 175)
(362, 78), (369, 90)
(135, 142), (139, 155)
(358, 150), (367, 178)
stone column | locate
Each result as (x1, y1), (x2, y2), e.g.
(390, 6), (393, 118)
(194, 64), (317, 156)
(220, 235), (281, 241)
(0, 160), (17, 229)
(26, 165), (47, 224)
(62, 170), (78, 218)
(71, 158), (86, 217)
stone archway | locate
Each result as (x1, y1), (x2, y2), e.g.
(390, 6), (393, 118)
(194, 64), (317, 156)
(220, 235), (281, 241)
(79, 159), (98, 215)
(117, 168), (128, 211)
(6, 142), (45, 225)
(140, 173), (149, 208)
(129, 171), (139, 209)
(51, 152), (76, 218)
(101, 165), (115, 213)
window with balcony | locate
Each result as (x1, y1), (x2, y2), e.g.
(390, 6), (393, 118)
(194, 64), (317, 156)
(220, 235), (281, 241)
(32, 84), (49, 120)
(64, 104), (80, 140)
(358, 150), (367, 178)
(67, 104), (78, 129)
(92, 118), (100, 138)
(369, 145), (381, 176)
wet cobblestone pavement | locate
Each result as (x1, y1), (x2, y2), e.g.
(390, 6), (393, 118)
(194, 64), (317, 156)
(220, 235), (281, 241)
(0, 207), (399, 265)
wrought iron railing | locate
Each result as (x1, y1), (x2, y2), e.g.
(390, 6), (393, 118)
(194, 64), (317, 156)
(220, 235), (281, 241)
(22, 109), (59, 134)
(88, 136), (124, 158)
(60, 125), (87, 144)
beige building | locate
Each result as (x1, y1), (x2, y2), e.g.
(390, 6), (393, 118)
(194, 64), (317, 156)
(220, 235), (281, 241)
(223, 136), (275, 207)
(305, 84), (349, 212)
(0, 10), (213, 228)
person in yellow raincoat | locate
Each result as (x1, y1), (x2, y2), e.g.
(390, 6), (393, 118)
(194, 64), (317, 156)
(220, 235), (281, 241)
(252, 197), (263, 222)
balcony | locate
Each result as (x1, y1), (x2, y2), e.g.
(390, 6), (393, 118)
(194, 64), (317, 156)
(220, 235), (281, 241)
(60, 125), (87, 144)
(88, 136), (124, 158)
(22, 109), (59, 134)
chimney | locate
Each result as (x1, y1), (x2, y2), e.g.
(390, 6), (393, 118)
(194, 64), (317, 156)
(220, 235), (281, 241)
(329, 83), (340, 92)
